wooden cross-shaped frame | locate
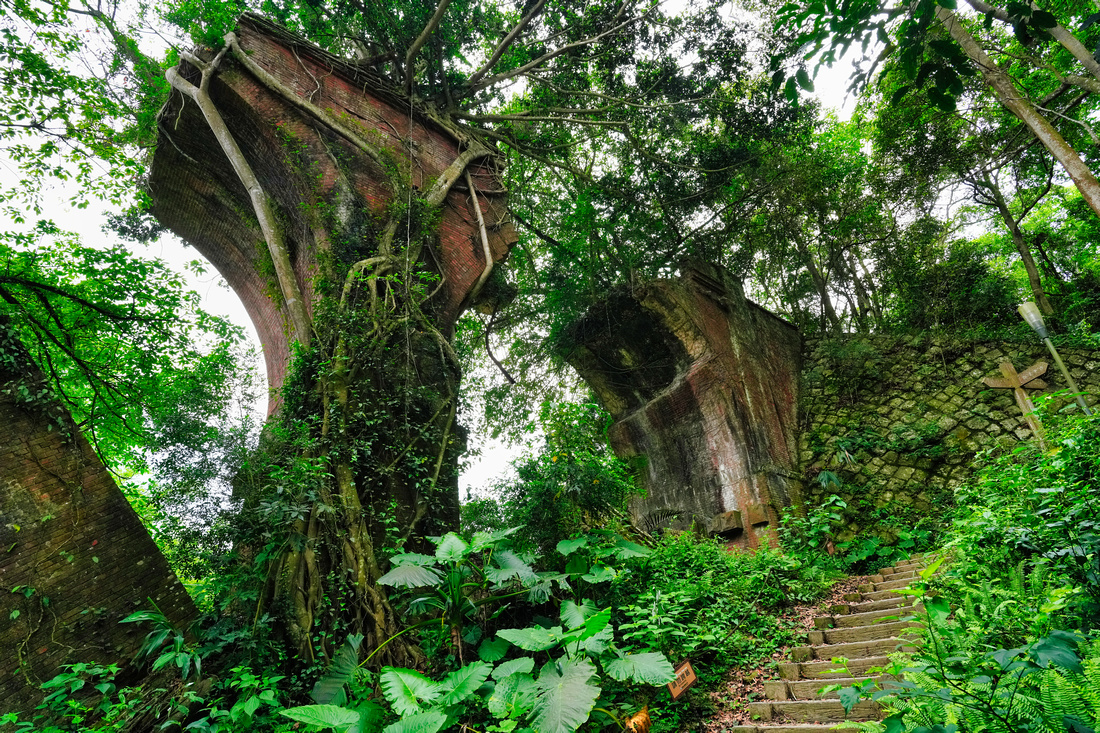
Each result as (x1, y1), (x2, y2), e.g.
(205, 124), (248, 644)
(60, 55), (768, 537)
(982, 361), (1049, 447)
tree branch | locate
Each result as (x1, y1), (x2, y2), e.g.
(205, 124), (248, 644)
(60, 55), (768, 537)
(405, 0), (452, 96)
(465, 0), (549, 90)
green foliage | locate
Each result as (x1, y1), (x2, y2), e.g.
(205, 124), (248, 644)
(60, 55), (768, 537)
(818, 338), (884, 401)
(486, 401), (640, 555)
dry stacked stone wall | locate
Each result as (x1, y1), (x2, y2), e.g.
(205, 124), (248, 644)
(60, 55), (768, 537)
(0, 325), (197, 715)
(798, 335), (1100, 541)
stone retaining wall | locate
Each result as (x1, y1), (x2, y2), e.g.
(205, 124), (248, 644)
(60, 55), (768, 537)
(798, 335), (1100, 541)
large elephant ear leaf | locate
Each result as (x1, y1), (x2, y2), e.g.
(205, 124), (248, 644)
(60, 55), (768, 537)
(434, 532), (469, 562)
(438, 661), (493, 706)
(378, 564), (442, 589)
(381, 710), (448, 733)
(487, 673), (536, 718)
(280, 704), (361, 730)
(531, 657), (600, 733)
(311, 633), (364, 705)
(380, 668), (442, 716)
(604, 652), (676, 685)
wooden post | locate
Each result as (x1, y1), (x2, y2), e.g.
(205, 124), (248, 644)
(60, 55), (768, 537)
(982, 361), (1049, 449)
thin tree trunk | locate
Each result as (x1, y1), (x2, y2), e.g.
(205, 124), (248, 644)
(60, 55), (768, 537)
(984, 175), (1055, 314)
(937, 7), (1100, 221)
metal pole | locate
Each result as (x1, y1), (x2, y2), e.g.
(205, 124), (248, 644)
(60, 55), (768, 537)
(1043, 337), (1093, 416)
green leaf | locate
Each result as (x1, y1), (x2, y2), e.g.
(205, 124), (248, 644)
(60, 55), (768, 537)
(377, 564), (443, 589)
(612, 540), (650, 559)
(488, 673), (536, 718)
(838, 685), (862, 714)
(281, 704), (362, 729)
(486, 550), (538, 586)
(603, 652), (675, 685)
(312, 633), (364, 706)
(883, 712), (906, 733)
(580, 564), (615, 583)
(434, 533), (469, 562)
(352, 701), (385, 733)
(438, 662), (492, 706)
(532, 657), (600, 733)
(379, 668), (441, 716)
(560, 600), (595, 629)
(391, 553), (437, 567)
(493, 657), (535, 680)
(925, 596), (950, 625)
(479, 637), (511, 662)
(796, 68), (815, 92)
(497, 626), (562, 652)
(382, 710), (447, 733)
(556, 537), (588, 556)
(1030, 631), (1083, 672)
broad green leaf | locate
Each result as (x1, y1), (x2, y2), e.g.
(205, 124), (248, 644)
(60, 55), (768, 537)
(612, 540), (650, 559)
(581, 564), (615, 583)
(1030, 631), (1083, 672)
(883, 712), (906, 733)
(497, 626), (562, 652)
(603, 652), (675, 685)
(560, 600), (595, 629)
(556, 537), (588, 556)
(486, 550), (538, 586)
(434, 533), (469, 562)
(796, 68), (814, 92)
(924, 596), (950, 625)
(470, 526), (521, 552)
(439, 661), (492, 706)
(532, 657), (600, 733)
(382, 710), (447, 733)
(281, 704), (361, 728)
(379, 668), (441, 716)
(312, 633), (364, 705)
(377, 564), (442, 589)
(391, 553), (437, 567)
(479, 637), (511, 662)
(487, 673), (536, 718)
(837, 686), (862, 714)
(352, 701), (385, 733)
(493, 657), (535, 680)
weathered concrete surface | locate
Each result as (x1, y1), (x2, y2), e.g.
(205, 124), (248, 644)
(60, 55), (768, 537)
(562, 262), (803, 547)
(0, 325), (197, 715)
(149, 14), (515, 411)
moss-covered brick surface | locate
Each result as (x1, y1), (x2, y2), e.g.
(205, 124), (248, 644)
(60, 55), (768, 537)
(799, 334), (1100, 541)
(0, 332), (197, 716)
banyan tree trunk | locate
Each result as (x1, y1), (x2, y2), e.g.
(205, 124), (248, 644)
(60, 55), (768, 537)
(148, 14), (515, 665)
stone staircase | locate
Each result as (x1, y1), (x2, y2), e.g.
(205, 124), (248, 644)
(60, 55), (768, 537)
(731, 556), (934, 733)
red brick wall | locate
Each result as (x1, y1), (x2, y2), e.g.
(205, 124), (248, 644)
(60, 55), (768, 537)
(0, 329), (197, 715)
(563, 262), (803, 548)
(150, 15), (515, 412)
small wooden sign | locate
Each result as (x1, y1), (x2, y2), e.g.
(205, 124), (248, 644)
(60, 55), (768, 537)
(667, 659), (697, 700)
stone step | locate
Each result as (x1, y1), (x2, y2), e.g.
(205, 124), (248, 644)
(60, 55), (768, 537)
(746, 699), (882, 723)
(859, 576), (918, 593)
(831, 596), (911, 615)
(764, 675), (893, 701)
(729, 725), (874, 733)
(779, 655), (892, 680)
(792, 637), (917, 662)
(816, 603), (922, 629)
(808, 620), (921, 645)
(879, 567), (918, 579)
(856, 587), (921, 603)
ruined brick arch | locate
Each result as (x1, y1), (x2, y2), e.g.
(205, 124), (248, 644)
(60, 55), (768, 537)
(0, 325), (197, 715)
(563, 261), (804, 548)
(149, 14), (516, 410)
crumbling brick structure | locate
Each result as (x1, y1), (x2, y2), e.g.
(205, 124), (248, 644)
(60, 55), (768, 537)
(562, 262), (803, 547)
(149, 14), (515, 410)
(0, 325), (197, 715)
